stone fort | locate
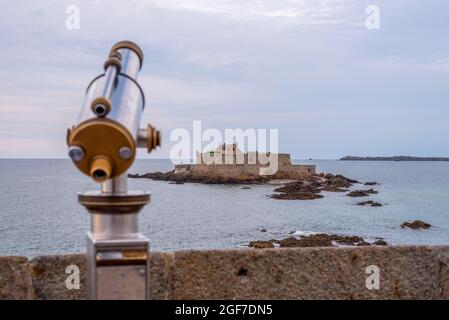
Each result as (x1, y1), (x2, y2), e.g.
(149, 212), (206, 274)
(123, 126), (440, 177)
(174, 143), (316, 178)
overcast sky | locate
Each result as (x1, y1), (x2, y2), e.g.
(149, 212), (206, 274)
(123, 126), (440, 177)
(0, 0), (448, 159)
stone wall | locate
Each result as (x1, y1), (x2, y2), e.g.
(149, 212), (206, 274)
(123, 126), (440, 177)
(174, 159), (316, 178)
(1, 246), (448, 299)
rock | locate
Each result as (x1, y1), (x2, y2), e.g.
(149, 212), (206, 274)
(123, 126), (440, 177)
(335, 174), (359, 184)
(278, 234), (365, 248)
(321, 174), (358, 189)
(374, 240), (388, 246)
(248, 241), (274, 249)
(276, 235), (334, 248)
(347, 189), (378, 197)
(129, 171), (270, 185)
(322, 186), (349, 192)
(271, 191), (323, 200)
(270, 173), (361, 200)
(270, 181), (323, 200)
(357, 200), (382, 207)
(297, 234), (336, 247)
(275, 237), (306, 247)
(248, 233), (388, 249)
(334, 235), (365, 245)
(401, 220), (431, 230)
(347, 190), (370, 197)
(364, 181), (378, 186)
(357, 242), (372, 246)
(133, 169), (363, 202)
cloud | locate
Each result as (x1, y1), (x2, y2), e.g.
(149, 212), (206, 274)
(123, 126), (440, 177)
(0, 0), (449, 158)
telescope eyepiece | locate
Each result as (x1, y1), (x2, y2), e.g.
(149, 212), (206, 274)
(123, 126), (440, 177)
(89, 157), (113, 182)
(91, 97), (112, 118)
(93, 170), (106, 179)
(93, 104), (107, 116)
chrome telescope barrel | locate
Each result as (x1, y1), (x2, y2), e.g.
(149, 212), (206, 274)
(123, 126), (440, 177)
(67, 41), (160, 182)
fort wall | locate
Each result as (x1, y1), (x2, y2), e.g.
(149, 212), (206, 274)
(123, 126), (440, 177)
(175, 152), (316, 178)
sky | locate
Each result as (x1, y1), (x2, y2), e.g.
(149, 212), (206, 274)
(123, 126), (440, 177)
(0, 0), (448, 159)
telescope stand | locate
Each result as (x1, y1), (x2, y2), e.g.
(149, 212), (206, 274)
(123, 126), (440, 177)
(79, 174), (150, 300)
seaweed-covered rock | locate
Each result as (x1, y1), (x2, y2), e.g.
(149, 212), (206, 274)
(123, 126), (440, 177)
(249, 233), (379, 249)
(347, 189), (378, 197)
(270, 182), (323, 200)
(357, 200), (382, 207)
(131, 169), (364, 202)
(129, 171), (269, 185)
(401, 220), (431, 229)
(248, 240), (274, 249)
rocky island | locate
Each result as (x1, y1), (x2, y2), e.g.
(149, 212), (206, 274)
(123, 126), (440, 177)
(341, 156), (449, 161)
(129, 144), (382, 201)
(248, 233), (388, 249)
(130, 143), (316, 184)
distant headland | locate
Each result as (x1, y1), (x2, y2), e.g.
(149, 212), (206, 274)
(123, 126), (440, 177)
(340, 156), (449, 161)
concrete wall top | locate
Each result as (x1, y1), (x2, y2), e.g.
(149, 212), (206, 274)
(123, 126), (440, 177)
(0, 246), (448, 299)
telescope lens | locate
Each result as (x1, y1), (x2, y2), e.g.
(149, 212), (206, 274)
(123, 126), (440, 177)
(94, 104), (107, 116)
(93, 169), (106, 179)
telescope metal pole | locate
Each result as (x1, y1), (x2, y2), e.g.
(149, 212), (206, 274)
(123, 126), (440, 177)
(81, 173), (150, 300)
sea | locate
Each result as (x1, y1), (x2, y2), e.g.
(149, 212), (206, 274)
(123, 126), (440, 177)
(0, 159), (448, 257)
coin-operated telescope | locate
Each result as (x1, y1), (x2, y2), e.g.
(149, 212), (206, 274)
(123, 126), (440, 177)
(67, 41), (160, 299)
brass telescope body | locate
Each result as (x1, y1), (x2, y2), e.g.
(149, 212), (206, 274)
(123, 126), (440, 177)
(67, 41), (159, 300)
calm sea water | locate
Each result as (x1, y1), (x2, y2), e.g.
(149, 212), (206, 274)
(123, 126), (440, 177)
(0, 159), (448, 256)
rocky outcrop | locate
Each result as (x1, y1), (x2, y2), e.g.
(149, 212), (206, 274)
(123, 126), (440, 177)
(270, 173), (360, 200)
(132, 170), (387, 206)
(129, 171), (269, 184)
(347, 189), (378, 197)
(248, 240), (274, 249)
(270, 182), (323, 200)
(357, 200), (382, 207)
(131, 170), (363, 201)
(401, 220), (431, 230)
(248, 234), (388, 249)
